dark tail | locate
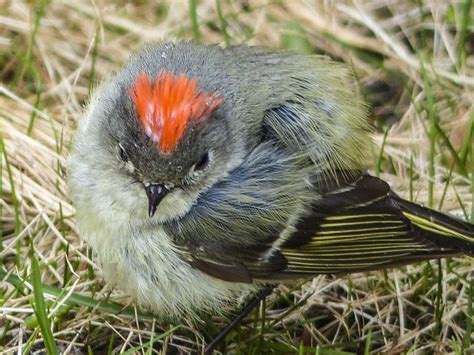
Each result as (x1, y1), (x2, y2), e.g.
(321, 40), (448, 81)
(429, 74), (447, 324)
(392, 194), (474, 256)
(275, 174), (474, 277)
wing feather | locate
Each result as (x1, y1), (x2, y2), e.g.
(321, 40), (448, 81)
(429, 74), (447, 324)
(176, 172), (471, 283)
(269, 174), (462, 277)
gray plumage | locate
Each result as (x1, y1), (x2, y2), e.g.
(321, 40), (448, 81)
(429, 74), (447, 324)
(68, 41), (474, 318)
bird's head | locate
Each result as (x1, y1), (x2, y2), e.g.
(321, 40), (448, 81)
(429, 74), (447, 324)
(69, 66), (239, 223)
(121, 71), (229, 218)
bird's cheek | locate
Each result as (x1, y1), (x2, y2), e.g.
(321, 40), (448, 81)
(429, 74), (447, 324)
(114, 183), (148, 216)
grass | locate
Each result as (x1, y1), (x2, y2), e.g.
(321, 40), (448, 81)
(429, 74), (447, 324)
(0, 0), (473, 353)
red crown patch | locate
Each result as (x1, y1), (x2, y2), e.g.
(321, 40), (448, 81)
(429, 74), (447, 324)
(129, 71), (222, 153)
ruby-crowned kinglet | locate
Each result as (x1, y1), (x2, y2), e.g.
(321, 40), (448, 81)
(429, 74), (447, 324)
(68, 42), (474, 319)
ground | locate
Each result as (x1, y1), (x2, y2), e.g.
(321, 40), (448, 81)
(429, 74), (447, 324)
(0, 0), (473, 353)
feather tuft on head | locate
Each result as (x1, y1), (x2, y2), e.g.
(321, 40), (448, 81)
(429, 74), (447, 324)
(129, 71), (222, 153)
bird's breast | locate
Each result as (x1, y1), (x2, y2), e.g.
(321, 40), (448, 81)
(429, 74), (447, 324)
(81, 216), (253, 317)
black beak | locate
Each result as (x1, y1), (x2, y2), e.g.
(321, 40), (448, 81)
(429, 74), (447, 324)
(144, 183), (169, 217)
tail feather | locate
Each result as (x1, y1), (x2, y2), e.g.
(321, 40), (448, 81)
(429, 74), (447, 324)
(393, 194), (474, 256)
(275, 174), (474, 277)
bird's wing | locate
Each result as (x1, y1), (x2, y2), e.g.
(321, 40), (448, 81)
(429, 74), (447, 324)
(165, 142), (309, 283)
(270, 173), (468, 279)
(178, 173), (473, 283)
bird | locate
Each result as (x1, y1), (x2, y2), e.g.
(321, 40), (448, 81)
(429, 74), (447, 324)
(68, 41), (474, 322)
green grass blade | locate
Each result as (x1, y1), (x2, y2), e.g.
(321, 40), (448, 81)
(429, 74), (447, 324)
(457, 0), (472, 66)
(189, 0), (202, 41)
(375, 128), (390, 178)
(30, 251), (58, 354)
(420, 59), (436, 208)
(88, 28), (100, 97)
(409, 155), (414, 202)
(434, 259), (444, 337)
(0, 267), (156, 321)
(459, 111), (473, 165)
(433, 120), (467, 177)
(461, 277), (473, 351)
(215, 0), (230, 45)
(471, 143), (474, 223)
(27, 89), (42, 136)
(120, 325), (180, 355)
(0, 133), (20, 235)
(364, 328), (372, 355)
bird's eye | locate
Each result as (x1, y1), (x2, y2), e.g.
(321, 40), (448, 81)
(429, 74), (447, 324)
(118, 144), (128, 162)
(193, 152), (210, 172)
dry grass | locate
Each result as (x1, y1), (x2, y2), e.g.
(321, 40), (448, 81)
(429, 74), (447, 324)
(1, 0), (473, 353)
